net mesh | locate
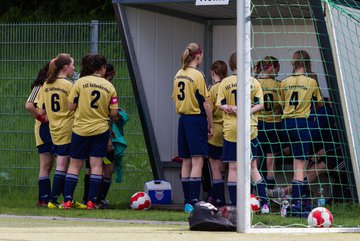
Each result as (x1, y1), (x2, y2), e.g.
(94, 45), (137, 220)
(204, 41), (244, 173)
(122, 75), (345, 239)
(250, 0), (360, 227)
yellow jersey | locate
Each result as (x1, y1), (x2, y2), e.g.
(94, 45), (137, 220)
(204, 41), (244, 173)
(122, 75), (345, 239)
(27, 86), (43, 146)
(172, 67), (209, 115)
(40, 78), (74, 145)
(68, 75), (118, 136)
(208, 82), (224, 147)
(256, 78), (282, 123)
(280, 74), (322, 119)
(251, 77), (264, 139)
(216, 76), (263, 142)
(216, 75), (237, 142)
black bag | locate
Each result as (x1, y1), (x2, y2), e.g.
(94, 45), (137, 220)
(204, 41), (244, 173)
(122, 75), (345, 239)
(188, 202), (236, 231)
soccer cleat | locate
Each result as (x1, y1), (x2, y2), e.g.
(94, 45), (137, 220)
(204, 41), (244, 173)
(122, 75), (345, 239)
(37, 201), (48, 207)
(47, 201), (60, 209)
(87, 200), (99, 210)
(98, 200), (113, 209)
(72, 201), (87, 209)
(261, 204), (270, 214)
(267, 187), (285, 198)
(62, 200), (73, 209)
(184, 203), (193, 213)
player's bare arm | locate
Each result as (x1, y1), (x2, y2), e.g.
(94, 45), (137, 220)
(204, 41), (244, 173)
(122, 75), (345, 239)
(68, 102), (77, 111)
(251, 103), (264, 114)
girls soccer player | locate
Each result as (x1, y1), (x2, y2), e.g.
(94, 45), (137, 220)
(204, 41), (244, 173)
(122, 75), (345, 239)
(172, 43), (213, 212)
(38, 54), (82, 208)
(256, 56), (282, 189)
(207, 60), (227, 207)
(217, 51), (269, 213)
(280, 50), (323, 209)
(64, 54), (119, 209)
(25, 62), (54, 207)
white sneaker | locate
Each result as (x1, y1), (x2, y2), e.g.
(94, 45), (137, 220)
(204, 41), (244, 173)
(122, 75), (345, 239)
(261, 204), (270, 214)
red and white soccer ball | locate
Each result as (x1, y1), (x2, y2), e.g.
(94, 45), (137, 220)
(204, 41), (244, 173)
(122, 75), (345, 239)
(130, 192), (151, 210)
(250, 194), (261, 212)
(307, 207), (333, 228)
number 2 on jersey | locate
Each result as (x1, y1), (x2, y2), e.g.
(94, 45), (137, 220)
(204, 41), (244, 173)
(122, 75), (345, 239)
(289, 91), (299, 109)
(90, 90), (101, 109)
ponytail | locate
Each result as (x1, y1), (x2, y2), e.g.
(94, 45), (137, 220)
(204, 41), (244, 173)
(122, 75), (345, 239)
(46, 53), (72, 84)
(181, 43), (202, 70)
(31, 62), (50, 89)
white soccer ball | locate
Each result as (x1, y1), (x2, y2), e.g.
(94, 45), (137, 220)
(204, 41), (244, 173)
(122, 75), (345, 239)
(130, 191), (151, 210)
(307, 207), (333, 228)
(250, 194), (261, 212)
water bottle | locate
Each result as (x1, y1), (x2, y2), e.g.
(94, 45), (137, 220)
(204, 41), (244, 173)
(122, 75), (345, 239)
(281, 200), (289, 217)
(317, 187), (326, 207)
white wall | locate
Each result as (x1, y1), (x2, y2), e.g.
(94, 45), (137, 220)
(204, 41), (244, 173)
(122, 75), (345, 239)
(125, 6), (205, 165)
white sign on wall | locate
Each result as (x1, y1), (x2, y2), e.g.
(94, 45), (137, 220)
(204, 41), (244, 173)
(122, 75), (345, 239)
(196, 0), (229, 6)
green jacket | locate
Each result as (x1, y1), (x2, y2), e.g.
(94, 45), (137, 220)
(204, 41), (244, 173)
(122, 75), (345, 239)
(112, 109), (128, 183)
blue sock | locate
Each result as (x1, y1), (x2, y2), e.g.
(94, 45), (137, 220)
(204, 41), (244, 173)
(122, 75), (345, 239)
(181, 178), (190, 205)
(98, 177), (112, 201)
(88, 174), (102, 203)
(63, 174), (79, 202)
(265, 176), (276, 190)
(50, 170), (66, 203)
(292, 180), (304, 205)
(38, 176), (51, 203)
(302, 177), (309, 202)
(211, 179), (225, 207)
(228, 182), (237, 205)
(82, 174), (90, 203)
(254, 179), (268, 206)
(189, 177), (201, 205)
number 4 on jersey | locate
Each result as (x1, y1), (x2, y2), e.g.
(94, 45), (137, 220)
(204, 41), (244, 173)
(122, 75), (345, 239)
(289, 91), (299, 109)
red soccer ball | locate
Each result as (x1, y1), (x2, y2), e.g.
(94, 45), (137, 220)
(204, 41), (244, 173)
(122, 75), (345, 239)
(130, 192), (151, 210)
(250, 194), (261, 212)
(307, 207), (333, 228)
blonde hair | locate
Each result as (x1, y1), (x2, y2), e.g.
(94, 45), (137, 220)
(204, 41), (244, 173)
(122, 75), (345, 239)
(181, 43), (202, 70)
(46, 53), (72, 84)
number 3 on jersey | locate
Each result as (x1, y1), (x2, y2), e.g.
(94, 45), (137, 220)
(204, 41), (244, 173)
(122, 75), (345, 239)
(177, 81), (185, 101)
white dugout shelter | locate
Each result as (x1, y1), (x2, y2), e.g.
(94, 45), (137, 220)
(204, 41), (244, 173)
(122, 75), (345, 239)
(112, 0), (360, 206)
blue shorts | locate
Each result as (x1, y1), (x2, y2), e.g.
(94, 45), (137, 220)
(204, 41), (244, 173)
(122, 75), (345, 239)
(222, 138), (259, 162)
(71, 130), (109, 160)
(37, 123), (53, 154)
(282, 118), (311, 160)
(53, 143), (71, 156)
(178, 115), (208, 158)
(208, 143), (222, 160)
(257, 121), (282, 155)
